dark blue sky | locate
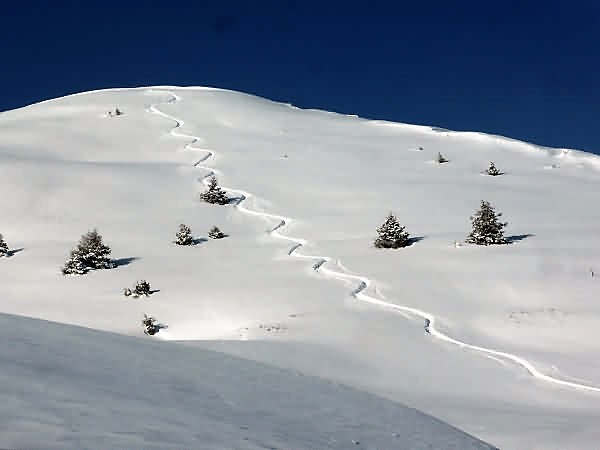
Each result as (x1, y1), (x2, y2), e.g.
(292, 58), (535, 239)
(2, 1), (599, 153)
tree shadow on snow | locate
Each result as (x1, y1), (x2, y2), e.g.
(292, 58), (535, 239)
(226, 196), (244, 205)
(149, 289), (161, 295)
(506, 234), (534, 244)
(407, 236), (425, 246)
(113, 257), (139, 268)
(6, 248), (24, 257)
(171, 238), (207, 246)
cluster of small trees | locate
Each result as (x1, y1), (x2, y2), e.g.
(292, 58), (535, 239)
(53, 176), (234, 335)
(59, 176), (231, 273)
(176, 223), (226, 245)
(61, 222), (229, 275)
(107, 108), (123, 117)
(376, 151), (508, 248)
(431, 148), (503, 176)
(375, 200), (509, 249)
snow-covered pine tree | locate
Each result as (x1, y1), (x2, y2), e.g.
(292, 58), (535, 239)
(175, 224), (193, 246)
(208, 226), (225, 239)
(466, 200), (508, 245)
(0, 234), (9, 257)
(142, 314), (159, 335)
(62, 229), (114, 275)
(374, 213), (411, 249)
(78, 230), (113, 269)
(61, 251), (88, 275)
(437, 152), (448, 164)
(200, 175), (229, 205)
(134, 280), (151, 296)
(485, 161), (501, 176)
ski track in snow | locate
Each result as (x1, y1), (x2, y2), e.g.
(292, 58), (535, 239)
(148, 90), (600, 395)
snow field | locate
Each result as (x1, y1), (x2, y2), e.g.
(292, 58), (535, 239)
(2, 86), (600, 448)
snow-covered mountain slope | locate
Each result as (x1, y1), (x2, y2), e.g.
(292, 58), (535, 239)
(0, 313), (495, 450)
(1, 86), (599, 449)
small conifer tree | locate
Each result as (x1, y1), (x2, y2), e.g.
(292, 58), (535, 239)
(62, 255), (87, 275)
(0, 234), (9, 257)
(485, 162), (502, 176)
(466, 200), (508, 245)
(175, 224), (193, 246)
(208, 226), (225, 239)
(200, 175), (229, 205)
(437, 152), (448, 164)
(374, 213), (411, 249)
(142, 314), (159, 335)
(62, 229), (114, 275)
(134, 280), (151, 296)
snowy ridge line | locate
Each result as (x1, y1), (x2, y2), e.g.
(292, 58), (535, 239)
(14, 84), (286, 115)
(13, 86), (227, 111)
(369, 120), (598, 167)
(148, 91), (600, 394)
(9, 84), (597, 162)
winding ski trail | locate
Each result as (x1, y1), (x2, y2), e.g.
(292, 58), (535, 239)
(148, 90), (600, 394)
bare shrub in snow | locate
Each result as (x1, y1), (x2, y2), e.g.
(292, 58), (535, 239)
(437, 152), (448, 164)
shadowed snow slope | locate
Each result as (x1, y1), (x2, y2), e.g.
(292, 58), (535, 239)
(1, 86), (600, 449)
(0, 313), (494, 450)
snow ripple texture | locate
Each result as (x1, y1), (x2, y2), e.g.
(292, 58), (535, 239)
(148, 91), (600, 394)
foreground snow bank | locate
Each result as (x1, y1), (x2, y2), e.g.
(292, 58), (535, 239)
(0, 313), (494, 450)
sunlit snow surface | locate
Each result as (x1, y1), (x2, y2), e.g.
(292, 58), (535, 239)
(1, 86), (600, 449)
